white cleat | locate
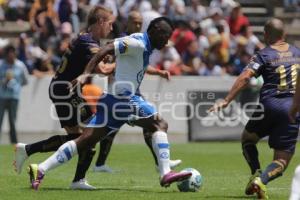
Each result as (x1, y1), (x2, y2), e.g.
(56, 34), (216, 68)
(170, 159), (182, 169)
(14, 143), (28, 174)
(70, 179), (96, 190)
(93, 165), (113, 173)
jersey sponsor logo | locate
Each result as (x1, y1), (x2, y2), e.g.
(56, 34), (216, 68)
(277, 51), (292, 59)
(119, 39), (129, 54)
(137, 69), (145, 84)
(89, 47), (100, 54)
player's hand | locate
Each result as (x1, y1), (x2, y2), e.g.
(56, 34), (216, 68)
(289, 103), (300, 123)
(69, 74), (89, 93)
(159, 70), (171, 81)
(207, 99), (229, 113)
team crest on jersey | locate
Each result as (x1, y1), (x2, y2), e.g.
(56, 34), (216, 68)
(89, 47), (100, 54)
(277, 51), (292, 58)
(137, 69), (145, 84)
(119, 39), (129, 54)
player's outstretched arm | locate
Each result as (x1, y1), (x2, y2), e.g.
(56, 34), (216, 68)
(70, 43), (115, 89)
(85, 43), (115, 76)
(208, 69), (255, 113)
(289, 75), (300, 122)
(146, 66), (170, 80)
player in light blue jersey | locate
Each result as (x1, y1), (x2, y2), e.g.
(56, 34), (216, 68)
(93, 11), (181, 173)
(27, 17), (192, 190)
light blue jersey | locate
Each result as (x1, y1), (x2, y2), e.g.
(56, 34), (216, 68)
(109, 32), (152, 96)
(87, 32), (157, 130)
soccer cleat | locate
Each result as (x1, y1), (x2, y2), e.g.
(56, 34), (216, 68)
(14, 143), (28, 174)
(169, 159), (182, 169)
(245, 169), (262, 195)
(160, 171), (192, 187)
(93, 165), (113, 173)
(70, 179), (96, 190)
(246, 177), (269, 199)
(27, 164), (44, 190)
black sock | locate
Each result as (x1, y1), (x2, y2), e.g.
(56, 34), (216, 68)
(73, 148), (96, 182)
(260, 160), (285, 185)
(25, 134), (80, 156)
(242, 142), (261, 174)
(95, 131), (117, 166)
(143, 129), (158, 166)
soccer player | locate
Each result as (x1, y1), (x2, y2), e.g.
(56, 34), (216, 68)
(14, 6), (115, 189)
(27, 17), (192, 190)
(94, 10), (181, 173)
(288, 66), (300, 200)
(209, 18), (300, 199)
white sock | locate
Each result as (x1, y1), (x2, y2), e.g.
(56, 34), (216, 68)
(290, 165), (300, 200)
(38, 140), (78, 173)
(152, 131), (171, 177)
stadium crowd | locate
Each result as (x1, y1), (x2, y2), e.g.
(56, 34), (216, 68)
(0, 0), (268, 77)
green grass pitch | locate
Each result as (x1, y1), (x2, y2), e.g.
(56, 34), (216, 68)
(0, 142), (299, 200)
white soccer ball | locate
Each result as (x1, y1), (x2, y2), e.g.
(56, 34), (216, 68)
(177, 168), (203, 192)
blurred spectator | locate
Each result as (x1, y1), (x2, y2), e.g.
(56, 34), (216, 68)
(53, 22), (73, 60)
(209, 0), (236, 17)
(182, 40), (204, 75)
(149, 43), (182, 75)
(170, 20), (196, 55)
(32, 56), (55, 78)
(0, 45), (29, 143)
(0, 0), (5, 20)
(125, 11), (143, 35)
(5, 0), (26, 21)
(198, 61), (223, 76)
(141, 1), (161, 32)
(213, 24), (230, 65)
(34, 16), (57, 52)
(54, 0), (80, 33)
(236, 25), (264, 55)
(231, 49), (251, 75)
(162, 0), (186, 21)
(29, 0), (59, 32)
(200, 7), (230, 38)
(227, 3), (249, 36)
(17, 33), (34, 72)
(0, 38), (9, 59)
(205, 36), (229, 68)
(227, 35), (248, 75)
(186, 0), (207, 29)
(120, 0), (151, 19)
(284, 0), (300, 11)
(194, 26), (209, 56)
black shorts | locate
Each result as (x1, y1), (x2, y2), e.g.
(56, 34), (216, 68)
(245, 97), (300, 153)
(49, 83), (93, 128)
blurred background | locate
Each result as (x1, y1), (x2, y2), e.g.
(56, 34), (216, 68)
(0, 0), (299, 144)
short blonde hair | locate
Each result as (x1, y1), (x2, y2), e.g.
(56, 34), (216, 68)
(87, 5), (113, 28)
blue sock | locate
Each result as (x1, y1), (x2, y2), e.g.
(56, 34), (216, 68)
(260, 160), (285, 185)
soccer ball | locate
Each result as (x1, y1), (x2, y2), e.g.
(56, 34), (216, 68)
(177, 168), (202, 192)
